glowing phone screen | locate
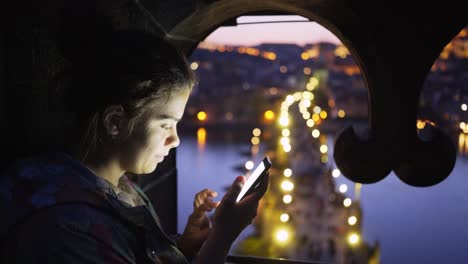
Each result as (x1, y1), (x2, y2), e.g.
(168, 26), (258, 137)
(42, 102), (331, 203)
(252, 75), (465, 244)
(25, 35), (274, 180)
(236, 157), (271, 202)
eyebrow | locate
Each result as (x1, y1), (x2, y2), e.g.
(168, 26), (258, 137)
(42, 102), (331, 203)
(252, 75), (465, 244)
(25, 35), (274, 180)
(155, 114), (182, 122)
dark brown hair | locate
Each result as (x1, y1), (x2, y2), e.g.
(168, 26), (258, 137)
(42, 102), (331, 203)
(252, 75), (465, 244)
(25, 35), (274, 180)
(66, 30), (195, 162)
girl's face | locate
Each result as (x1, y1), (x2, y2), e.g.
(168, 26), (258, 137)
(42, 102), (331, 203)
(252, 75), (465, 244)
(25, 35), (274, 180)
(119, 90), (191, 174)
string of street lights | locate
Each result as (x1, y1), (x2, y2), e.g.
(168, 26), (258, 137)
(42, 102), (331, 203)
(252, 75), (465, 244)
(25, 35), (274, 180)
(243, 72), (361, 248)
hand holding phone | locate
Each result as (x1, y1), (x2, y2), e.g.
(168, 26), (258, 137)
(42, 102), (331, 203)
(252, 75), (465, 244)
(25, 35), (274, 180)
(236, 156), (271, 203)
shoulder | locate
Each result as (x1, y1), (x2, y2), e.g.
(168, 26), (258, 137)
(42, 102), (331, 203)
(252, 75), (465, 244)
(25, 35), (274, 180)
(23, 203), (138, 240)
(12, 203), (141, 263)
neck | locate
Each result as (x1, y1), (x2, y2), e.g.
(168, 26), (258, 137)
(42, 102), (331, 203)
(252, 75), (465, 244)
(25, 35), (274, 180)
(84, 157), (125, 187)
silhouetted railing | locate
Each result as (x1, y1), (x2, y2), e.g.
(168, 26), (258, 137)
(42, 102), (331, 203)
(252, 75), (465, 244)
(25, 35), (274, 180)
(226, 255), (327, 264)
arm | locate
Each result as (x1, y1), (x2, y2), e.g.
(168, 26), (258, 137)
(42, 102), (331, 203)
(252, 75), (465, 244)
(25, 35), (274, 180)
(194, 174), (269, 264)
(178, 189), (219, 259)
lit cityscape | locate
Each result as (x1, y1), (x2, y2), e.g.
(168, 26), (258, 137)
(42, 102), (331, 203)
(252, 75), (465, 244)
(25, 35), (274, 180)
(178, 26), (468, 263)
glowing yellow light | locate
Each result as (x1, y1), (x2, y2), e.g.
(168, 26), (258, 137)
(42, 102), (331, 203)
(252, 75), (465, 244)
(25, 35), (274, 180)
(280, 213), (290, 222)
(332, 169), (341, 178)
(312, 114), (320, 122)
(307, 48), (320, 58)
(197, 127), (206, 150)
(306, 119), (315, 127)
(348, 233), (360, 245)
(416, 120), (426, 130)
(279, 115), (290, 127)
(251, 136), (260, 145)
(306, 83), (316, 91)
(343, 198), (352, 207)
(281, 180), (294, 191)
(269, 87), (278, 95)
(339, 184), (348, 193)
(264, 110), (275, 121)
(262, 51), (276, 60)
(313, 106), (321, 114)
(312, 129), (320, 138)
(303, 67), (312, 75)
(282, 129), (291, 137)
(320, 111), (328, 119)
(245, 161), (254, 170)
(275, 229), (289, 243)
(460, 133), (468, 154)
(252, 128), (261, 137)
(321, 155), (328, 163)
(280, 66), (288, 73)
(301, 103), (309, 111)
(286, 95), (295, 104)
(338, 110), (346, 118)
(301, 52), (309, 60)
(283, 144), (292, 153)
(309, 77), (319, 87)
(320, 145), (328, 154)
(302, 112), (311, 120)
(334, 45), (350, 58)
(293, 92), (302, 101)
(462, 104), (467, 111)
(302, 91), (313, 100)
(461, 122), (466, 130)
(283, 195), (292, 204)
(246, 47), (260, 56)
(283, 168), (292, 177)
(190, 62), (199, 70)
(348, 216), (357, 226)
(197, 111), (207, 121)
(280, 137), (290, 146)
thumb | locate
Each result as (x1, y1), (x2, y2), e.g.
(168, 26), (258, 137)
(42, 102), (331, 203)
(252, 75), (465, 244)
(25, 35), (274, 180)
(223, 176), (245, 204)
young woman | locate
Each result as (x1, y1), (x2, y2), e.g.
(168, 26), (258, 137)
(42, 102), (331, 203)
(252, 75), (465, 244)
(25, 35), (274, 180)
(0, 30), (269, 263)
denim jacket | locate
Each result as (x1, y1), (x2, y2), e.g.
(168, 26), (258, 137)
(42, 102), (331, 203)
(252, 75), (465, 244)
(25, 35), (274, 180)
(0, 153), (189, 264)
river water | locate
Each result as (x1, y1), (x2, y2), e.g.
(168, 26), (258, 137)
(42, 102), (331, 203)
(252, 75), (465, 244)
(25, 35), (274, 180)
(176, 128), (468, 264)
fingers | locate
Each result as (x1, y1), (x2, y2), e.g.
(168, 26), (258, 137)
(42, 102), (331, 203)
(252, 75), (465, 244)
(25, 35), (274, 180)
(187, 204), (210, 227)
(203, 197), (220, 209)
(194, 189), (218, 208)
(192, 203), (211, 218)
(222, 176), (245, 205)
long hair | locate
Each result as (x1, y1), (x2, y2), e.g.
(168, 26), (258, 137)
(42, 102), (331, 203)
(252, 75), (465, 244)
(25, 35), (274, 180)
(65, 30), (195, 162)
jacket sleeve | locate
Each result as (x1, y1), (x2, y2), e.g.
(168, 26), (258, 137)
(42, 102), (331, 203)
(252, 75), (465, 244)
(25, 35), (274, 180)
(11, 203), (141, 264)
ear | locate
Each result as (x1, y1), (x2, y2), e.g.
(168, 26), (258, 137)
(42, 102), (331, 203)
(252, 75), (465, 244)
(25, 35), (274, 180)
(102, 105), (126, 137)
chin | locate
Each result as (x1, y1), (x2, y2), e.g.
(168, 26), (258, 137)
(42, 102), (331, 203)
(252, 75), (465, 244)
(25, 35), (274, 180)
(144, 163), (158, 174)
(131, 163), (158, 175)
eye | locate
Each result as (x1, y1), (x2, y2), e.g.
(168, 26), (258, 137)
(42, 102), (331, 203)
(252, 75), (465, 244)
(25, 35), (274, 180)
(161, 124), (172, 130)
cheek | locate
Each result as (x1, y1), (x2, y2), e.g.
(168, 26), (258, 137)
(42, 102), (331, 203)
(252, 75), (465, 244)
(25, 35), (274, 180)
(136, 131), (167, 162)
(146, 130), (167, 149)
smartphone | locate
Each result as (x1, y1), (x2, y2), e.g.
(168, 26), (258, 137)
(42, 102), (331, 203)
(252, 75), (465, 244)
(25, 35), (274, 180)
(236, 156), (272, 203)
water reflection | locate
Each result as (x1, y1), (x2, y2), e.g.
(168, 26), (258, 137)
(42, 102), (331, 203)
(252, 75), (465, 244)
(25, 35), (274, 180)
(197, 127), (206, 152)
(178, 128), (468, 264)
(458, 133), (468, 156)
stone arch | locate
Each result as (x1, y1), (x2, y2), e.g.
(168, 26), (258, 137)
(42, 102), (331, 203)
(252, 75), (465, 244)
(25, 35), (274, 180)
(163, 0), (464, 186)
(165, 0), (387, 182)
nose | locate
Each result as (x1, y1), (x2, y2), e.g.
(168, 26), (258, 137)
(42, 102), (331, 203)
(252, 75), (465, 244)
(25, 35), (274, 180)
(166, 127), (180, 149)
